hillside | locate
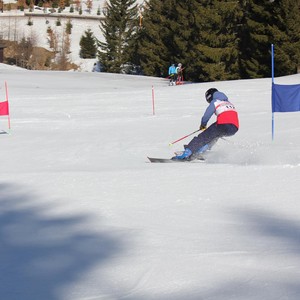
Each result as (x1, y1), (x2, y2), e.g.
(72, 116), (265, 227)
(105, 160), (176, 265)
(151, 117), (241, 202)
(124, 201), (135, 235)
(1, 63), (300, 299)
(0, 0), (145, 71)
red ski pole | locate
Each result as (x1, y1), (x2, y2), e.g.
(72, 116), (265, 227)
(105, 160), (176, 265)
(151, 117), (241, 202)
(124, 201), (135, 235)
(169, 129), (200, 146)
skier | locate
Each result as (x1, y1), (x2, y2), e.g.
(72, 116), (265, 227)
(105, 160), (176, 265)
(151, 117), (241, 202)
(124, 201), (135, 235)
(172, 88), (239, 161)
(168, 63), (177, 86)
(175, 63), (184, 84)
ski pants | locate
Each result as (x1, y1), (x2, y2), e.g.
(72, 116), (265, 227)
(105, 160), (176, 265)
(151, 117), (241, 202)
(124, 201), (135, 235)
(186, 123), (238, 153)
(169, 73), (176, 83)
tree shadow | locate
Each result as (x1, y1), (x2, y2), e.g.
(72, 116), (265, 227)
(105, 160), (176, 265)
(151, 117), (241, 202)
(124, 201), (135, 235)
(237, 208), (300, 254)
(0, 182), (125, 300)
(125, 208), (300, 300)
(3, 182), (300, 300)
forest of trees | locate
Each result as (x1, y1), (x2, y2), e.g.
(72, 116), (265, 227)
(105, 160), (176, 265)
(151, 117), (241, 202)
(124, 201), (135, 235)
(97, 0), (300, 82)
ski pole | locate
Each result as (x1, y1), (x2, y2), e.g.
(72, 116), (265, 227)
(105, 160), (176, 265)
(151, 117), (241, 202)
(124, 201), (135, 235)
(169, 129), (200, 146)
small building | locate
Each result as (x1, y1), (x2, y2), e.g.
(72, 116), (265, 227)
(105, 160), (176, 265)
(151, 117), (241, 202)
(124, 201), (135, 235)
(0, 44), (6, 63)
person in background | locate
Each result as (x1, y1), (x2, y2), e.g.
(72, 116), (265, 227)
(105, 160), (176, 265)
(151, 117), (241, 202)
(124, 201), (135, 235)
(168, 63), (177, 86)
(175, 63), (184, 84)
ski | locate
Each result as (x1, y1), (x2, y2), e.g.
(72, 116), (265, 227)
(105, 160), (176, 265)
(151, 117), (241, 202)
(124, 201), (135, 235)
(147, 156), (205, 163)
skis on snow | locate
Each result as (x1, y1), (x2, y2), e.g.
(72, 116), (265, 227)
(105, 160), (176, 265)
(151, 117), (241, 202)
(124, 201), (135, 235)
(147, 156), (205, 163)
(148, 140), (218, 163)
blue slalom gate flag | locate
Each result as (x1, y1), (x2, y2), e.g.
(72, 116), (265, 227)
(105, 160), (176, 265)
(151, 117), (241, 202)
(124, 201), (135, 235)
(272, 83), (300, 113)
(271, 44), (300, 140)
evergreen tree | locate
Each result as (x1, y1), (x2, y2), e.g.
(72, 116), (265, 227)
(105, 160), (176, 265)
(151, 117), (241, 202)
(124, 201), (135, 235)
(79, 29), (97, 59)
(162, 0), (201, 80)
(137, 0), (241, 81)
(269, 0), (300, 76)
(238, 0), (274, 78)
(134, 0), (170, 77)
(236, 0), (300, 79)
(66, 19), (72, 34)
(135, 0), (299, 81)
(187, 0), (241, 81)
(97, 0), (138, 73)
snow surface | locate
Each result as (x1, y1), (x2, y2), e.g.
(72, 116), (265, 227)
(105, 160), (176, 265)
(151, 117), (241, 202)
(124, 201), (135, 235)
(1, 63), (300, 300)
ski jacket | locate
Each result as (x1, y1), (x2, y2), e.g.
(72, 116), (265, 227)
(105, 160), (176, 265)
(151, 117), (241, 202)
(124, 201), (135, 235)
(176, 67), (183, 74)
(169, 65), (176, 75)
(201, 91), (239, 129)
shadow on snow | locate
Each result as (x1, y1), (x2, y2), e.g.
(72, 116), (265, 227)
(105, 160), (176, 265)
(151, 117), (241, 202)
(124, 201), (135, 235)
(2, 181), (300, 299)
(0, 182), (125, 300)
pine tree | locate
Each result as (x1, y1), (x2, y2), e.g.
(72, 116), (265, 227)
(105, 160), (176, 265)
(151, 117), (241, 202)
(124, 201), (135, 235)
(268, 0), (300, 76)
(237, 0), (274, 78)
(186, 0), (241, 82)
(236, 0), (300, 79)
(136, 0), (241, 81)
(80, 29), (97, 58)
(162, 0), (199, 80)
(66, 19), (72, 34)
(97, 0), (138, 73)
(135, 0), (299, 81)
(134, 0), (170, 77)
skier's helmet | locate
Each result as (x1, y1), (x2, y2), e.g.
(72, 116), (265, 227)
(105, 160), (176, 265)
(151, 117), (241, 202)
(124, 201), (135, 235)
(205, 88), (218, 103)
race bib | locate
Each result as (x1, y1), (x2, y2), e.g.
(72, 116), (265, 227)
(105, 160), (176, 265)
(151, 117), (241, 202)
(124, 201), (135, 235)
(214, 100), (236, 116)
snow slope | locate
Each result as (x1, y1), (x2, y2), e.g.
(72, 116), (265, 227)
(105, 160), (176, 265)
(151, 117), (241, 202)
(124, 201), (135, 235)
(1, 64), (300, 300)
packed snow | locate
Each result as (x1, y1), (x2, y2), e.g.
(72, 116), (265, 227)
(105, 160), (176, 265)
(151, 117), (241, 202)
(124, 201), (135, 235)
(1, 63), (300, 300)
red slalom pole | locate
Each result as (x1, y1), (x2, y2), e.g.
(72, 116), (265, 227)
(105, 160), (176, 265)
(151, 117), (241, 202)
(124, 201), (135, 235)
(5, 81), (11, 130)
(169, 129), (200, 146)
(152, 85), (155, 115)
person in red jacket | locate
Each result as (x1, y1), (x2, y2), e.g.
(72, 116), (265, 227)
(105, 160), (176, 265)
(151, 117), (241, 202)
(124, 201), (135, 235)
(173, 88), (239, 160)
